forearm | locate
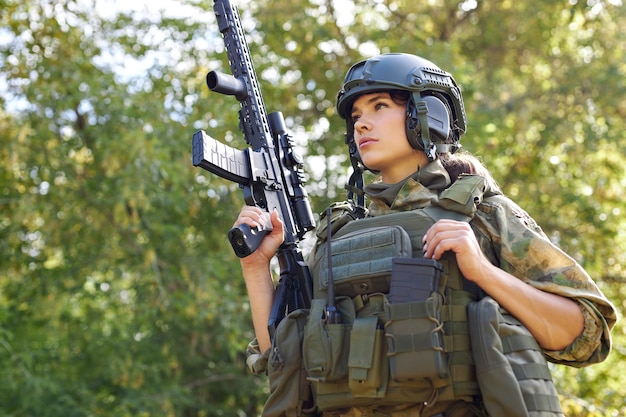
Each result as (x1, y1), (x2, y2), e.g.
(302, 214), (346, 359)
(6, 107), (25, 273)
(242, 261), (275, 353)
(476, 262), (584, 351)
(233, 207), (285, 353)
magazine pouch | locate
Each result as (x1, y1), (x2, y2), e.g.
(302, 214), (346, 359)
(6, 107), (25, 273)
(348, 315), (386, 397)
(385, 258), (447, 382)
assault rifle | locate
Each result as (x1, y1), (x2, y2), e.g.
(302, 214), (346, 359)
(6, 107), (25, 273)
(192, 0), (316, 339)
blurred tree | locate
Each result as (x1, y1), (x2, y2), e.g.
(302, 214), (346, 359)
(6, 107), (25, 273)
(0, 0), (623, 416)
(0, 0), (263, 415)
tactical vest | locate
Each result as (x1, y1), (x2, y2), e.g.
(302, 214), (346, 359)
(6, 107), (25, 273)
(303, 175), (485, 412)
(260, 175), (564, 416)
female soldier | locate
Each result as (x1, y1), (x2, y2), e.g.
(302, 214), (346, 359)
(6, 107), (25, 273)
(235, 53), (616, 416)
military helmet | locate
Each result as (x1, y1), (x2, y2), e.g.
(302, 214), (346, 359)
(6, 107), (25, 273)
(336, 53), (466, 161)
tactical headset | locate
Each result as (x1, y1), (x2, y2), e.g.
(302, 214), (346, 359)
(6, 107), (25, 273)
(336, 53), (466, 165)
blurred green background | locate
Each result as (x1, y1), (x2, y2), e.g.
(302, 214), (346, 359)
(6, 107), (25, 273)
(1, 0), (624, 415)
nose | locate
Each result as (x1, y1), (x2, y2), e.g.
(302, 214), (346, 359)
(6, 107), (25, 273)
(354, 116), (371, 134)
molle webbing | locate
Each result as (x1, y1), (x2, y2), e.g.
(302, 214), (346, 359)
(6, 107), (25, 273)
(443, 288), (479, 399)
(468, 296), (564, 417)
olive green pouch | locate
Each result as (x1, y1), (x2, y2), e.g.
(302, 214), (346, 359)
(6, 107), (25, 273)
(263, 309), (317, 417)
(348, 316), (386, 397)
(302, 297), (355, 382)
(385, 293), (448, 382)
(317, 226), (412, 297)
(468, 296), (564, 417)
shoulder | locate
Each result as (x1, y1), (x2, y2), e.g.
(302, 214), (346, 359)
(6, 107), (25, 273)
(476, 192), (546, 237)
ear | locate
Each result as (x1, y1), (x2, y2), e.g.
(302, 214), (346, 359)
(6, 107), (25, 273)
(406, 95), (451, 150)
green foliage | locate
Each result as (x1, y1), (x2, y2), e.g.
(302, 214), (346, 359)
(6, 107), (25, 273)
(0, 0), (624, 416)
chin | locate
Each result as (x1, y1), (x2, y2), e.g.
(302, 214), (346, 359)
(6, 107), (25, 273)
(359, 156), (380, 170)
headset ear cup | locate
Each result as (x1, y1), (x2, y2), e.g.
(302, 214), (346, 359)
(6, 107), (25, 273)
(422, 95), (451, 142)
(406, 95), (452, 151)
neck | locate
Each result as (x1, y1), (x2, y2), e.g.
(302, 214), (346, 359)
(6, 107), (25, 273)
(380, 151), (430, 183)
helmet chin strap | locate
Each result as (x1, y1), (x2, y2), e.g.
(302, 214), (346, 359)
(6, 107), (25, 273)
(344, 132), (367, 208)
(346, 156), (366, 208)
(411, 99), (437, 161)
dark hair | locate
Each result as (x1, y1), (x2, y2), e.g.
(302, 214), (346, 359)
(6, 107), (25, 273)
(440, 151), (500, 191)
(389, 89), (410, 106)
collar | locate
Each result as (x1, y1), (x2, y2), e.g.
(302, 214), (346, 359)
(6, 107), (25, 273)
(364, 159), (451, 215)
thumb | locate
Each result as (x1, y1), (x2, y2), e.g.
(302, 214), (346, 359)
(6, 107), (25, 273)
(267, 208), (284, 234)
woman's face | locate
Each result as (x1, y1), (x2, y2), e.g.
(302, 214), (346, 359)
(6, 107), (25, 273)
(351, 92), (428, 183)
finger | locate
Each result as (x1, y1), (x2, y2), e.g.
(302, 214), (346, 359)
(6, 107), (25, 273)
(240, 205), (264, 217)
(424, 219), (471, 237)
(424, 229), (474, 260)
(234, 206), (266, 228)
(423, 220), (471, 248)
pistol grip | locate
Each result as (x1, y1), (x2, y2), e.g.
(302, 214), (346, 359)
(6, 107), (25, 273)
(228, 223), (271, 258)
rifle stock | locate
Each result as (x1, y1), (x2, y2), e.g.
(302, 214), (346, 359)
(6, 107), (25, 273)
(192, 0), (316, 339)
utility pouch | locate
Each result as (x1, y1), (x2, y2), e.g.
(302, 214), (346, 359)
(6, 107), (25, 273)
(385, 258), (447, 383)
(348, 316), (386, 398)
(263, 309), (317, 417)
(468, 296), (564, 417)
(318, 226), (412, 297)
(303, 297), (355, 382)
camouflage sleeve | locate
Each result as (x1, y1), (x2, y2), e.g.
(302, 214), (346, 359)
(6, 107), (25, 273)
(473, 194), (618, 366)
(246, 338), (270, 375)
(544, 299), (612, 366)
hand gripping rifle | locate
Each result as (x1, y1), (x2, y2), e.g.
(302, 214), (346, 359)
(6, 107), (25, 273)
(192, 0), (316, 339)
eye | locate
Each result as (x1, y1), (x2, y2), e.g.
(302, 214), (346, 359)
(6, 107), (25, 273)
(350, 114), (360, 123)
(374, 101), (389, 110)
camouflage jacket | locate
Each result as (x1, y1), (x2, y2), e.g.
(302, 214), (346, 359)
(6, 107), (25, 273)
(364, 159), (616, 366)
(247, 160), (617, 371)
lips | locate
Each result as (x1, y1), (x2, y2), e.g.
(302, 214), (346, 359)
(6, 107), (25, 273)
(358, 136), (377, 148)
